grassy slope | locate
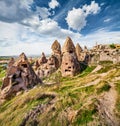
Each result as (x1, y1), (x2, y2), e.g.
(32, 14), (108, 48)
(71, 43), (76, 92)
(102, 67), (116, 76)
(0, 65), (6, 87)
(0, 63), (120, 126)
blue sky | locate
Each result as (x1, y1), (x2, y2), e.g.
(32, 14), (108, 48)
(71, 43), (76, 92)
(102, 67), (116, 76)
(0, 0), (120, 56)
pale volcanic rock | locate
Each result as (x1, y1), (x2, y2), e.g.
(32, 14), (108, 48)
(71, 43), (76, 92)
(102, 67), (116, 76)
(61, 37), (80, 77)
(1, 53), (42, 99)
(75, 43), (83, 61)
(62, 37), (76, 54)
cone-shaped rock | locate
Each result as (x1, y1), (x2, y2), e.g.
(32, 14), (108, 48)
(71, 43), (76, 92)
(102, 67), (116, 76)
(62, 37), (75, 53)
(51, 40), (61, 54)
(84, 46), (88, 52)
(1, 52), (42, 99)
(51, 40), (62, 68)
(76, 43), (83, 61)
(38, 52), (47, 65)
(61, 37), (80, 77)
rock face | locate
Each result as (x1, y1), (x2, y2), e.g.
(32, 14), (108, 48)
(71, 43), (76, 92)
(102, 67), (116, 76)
(61, 37), (80, 76)
(1, 53), (42, 99)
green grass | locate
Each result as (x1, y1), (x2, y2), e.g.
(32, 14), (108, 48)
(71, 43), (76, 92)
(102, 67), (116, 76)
(74, 108), (97, 125)
(77, 66), (96, 77)
(115, 81), (120, 117)
(0, 65), (6, 87)
(97, 83), (111, 94)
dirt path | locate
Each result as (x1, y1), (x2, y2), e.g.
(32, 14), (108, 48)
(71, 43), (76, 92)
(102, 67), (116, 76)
(97, 82), (120, 126)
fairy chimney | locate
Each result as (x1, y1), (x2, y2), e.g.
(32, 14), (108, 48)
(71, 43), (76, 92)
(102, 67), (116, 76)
(38, 52), (48, 65)
(51, 40), (62, 68)
(62, 37), (75, 54)
(75, 43), (83, 61)
(1, 52), (42, 99)
(61, 37), (80, 77)
(84, 46), (88, 53)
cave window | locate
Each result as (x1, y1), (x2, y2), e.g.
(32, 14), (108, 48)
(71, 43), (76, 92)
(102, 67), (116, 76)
(69, 51), (73, 53)
(21, 64), (27, 68)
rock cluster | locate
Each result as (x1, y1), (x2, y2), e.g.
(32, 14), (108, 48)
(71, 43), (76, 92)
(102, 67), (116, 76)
(34, 37), (89, 77)
(35, 40), (62, 78)
(0, 53), (42, 99)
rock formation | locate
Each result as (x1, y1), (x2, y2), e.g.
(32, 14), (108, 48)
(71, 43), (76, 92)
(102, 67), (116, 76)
(35, 40), (62, 78)
(51, 40), (62, 68)
(38, 52), (48, 66)
(90, 44), (120, 64)
(75, 43), (83, 61)
(7, 57), (15, 68)
(61, 37), (80, 76)
(1, 53), (42, 99)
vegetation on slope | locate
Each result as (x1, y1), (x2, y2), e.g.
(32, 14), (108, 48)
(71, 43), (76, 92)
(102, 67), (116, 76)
(0, 62), (120, 126)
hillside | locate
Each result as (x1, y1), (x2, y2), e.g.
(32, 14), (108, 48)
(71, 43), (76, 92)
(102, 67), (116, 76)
(0, 61), (120, 126)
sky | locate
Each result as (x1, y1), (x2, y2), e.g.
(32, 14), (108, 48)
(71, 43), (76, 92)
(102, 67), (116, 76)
(0, 0), (120, 56)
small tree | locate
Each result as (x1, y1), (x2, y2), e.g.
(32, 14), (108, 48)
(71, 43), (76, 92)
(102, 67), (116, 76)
(110, 43), (116, 49)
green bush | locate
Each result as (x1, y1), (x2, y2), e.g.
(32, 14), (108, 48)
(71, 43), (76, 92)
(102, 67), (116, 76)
(110, 43), (116, 49)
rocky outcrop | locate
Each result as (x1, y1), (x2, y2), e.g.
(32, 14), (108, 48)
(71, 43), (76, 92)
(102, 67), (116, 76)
(61, 37), (80, 76)
(0, 53), (42, 99)
(35, 40), (62, 78)
(90, 44), (120, 64)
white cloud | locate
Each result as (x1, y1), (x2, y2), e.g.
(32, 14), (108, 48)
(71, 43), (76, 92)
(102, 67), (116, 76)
(104, 18), (111, 22)
(0, 20), (120, 56)
(36, 7), (51, 19)
(48, 0), (59, 9)
(66, 1), (100, 31)
(0, 19), (81, 56)
(65, 8), (86, 31)
(22, 16), (81, 40)
(82, 1), (100, 15)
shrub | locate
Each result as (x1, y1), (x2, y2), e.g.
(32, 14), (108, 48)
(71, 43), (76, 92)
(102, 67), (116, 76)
(110, 43), (116, 49)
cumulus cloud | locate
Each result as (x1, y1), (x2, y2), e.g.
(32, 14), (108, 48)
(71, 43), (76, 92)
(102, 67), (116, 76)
(66, 1), (100, 31)
(22, 16), (81, 40)
(0, 0), (34, 22)
(0, 18), (81, 56)
(48, 0), (59, 9)
(0, 0), (52, 23)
